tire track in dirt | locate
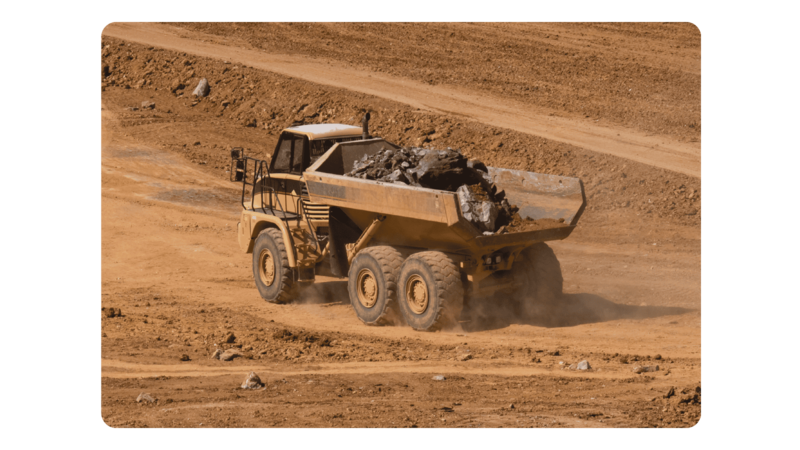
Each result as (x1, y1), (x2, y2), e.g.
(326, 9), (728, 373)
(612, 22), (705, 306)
(102, 22), (700, 178)
(101, 358), (665, 381)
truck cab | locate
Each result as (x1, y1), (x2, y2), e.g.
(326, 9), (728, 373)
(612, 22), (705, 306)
(231, 122), (368, 286)
(263, 123), (364, 220)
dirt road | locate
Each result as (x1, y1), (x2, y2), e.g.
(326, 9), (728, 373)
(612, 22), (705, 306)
(101, 24), (700, 428)
(103, 22), (700, 177)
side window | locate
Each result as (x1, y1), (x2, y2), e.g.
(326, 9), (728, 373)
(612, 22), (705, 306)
(291, 136), (308, 173)
(271, 134), (293, 173)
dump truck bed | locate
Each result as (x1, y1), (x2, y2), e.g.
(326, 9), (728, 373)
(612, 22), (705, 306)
(304, 139), (585, 255)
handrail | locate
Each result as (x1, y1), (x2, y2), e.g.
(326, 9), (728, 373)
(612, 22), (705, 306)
(231, 148), (289, 222)
(298, 196), (320, 253)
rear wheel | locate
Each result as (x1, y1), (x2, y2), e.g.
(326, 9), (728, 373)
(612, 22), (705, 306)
(397, 252), (464, 331)
(252, 228), (295, 304)
(512, 243), (563, 317)
(347, 246), (404, 326)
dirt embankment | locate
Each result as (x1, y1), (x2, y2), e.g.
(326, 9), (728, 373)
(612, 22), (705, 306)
(173, 23), (700, 143)
(100, 37), (701, 226)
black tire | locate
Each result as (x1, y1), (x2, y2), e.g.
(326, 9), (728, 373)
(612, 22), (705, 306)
(512, 243), (563, 317)
(347, 246), (404, 326)
(252, 228), (295, 304)
(397, 251), (464, 331)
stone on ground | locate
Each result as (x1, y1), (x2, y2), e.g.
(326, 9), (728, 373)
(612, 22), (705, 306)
(241, 372), (264, 389)
(136, 393), (156, 403)
(193, 78), (210, 97)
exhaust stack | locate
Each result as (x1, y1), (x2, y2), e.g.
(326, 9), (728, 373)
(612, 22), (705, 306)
(361, 112), (371, 140)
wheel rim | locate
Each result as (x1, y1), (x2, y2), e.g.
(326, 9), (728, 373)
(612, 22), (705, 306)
(258, 248), (276, 287)
(356, 268), (379, 308)
(405, 274), (428, 315)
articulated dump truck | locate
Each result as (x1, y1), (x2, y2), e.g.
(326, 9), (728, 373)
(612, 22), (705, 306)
(231, 118), (585, 331)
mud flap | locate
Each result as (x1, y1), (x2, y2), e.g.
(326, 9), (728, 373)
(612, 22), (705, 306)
(328, 207), (363, 277)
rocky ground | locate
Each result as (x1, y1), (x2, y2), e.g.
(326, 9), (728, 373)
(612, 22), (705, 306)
(101, 23), (701, 428)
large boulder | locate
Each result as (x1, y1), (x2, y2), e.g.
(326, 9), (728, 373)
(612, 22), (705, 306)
(410, 149), (483, 191)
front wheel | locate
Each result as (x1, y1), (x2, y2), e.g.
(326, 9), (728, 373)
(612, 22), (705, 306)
(252, 228), (295, 303)
(397, 251), (464, 331)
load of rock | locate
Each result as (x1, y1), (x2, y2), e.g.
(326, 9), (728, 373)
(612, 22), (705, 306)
(345, 147), (519, 233)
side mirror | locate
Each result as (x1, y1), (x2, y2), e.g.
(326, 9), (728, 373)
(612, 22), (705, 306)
(230, 147), (245, 182)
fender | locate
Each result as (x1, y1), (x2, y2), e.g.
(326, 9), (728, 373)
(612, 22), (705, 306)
(237, 211), (297, 268)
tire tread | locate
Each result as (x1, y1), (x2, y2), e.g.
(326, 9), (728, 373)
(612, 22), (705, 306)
(404, 251), (464, 331)
(256, 228), (295, 304)
(351, 246), (404, 326)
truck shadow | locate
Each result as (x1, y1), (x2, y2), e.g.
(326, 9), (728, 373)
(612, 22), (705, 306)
(297, 281), (350, 305)
(461, 292), (693, 332)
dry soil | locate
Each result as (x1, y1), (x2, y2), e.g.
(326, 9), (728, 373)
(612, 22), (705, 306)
(101, 23), (700, 428)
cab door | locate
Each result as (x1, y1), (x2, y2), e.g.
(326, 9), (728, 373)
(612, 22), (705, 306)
(268, 132), (308, 215)
(283, 135), (309, 215)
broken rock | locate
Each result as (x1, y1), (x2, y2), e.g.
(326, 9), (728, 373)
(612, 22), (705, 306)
(220, 349), (243, 361)
(633, 365), (659, 374)
(241, 372), (264, 389)
(141, 101), (155, 110)
(193, 78), (210, 97)
(344, 146), (518, 232)
(457, 185), (498, 233)
(410, 148), (482, 191)
(567, 360), (591, 370)
(136, 393), (156, 404)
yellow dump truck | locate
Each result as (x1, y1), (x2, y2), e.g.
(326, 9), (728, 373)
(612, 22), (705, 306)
(231, 116), (586, 331)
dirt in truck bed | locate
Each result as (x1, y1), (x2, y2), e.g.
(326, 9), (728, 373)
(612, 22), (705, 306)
(505, 217), (569, 234)
(101, 23), (700, 428)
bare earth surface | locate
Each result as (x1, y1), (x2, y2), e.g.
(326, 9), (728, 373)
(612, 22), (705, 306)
(101, 23), (700, 428)
(103, 22), (700, 177)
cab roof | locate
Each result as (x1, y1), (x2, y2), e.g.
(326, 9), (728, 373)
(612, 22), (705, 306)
(284, 123), (363, 140)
